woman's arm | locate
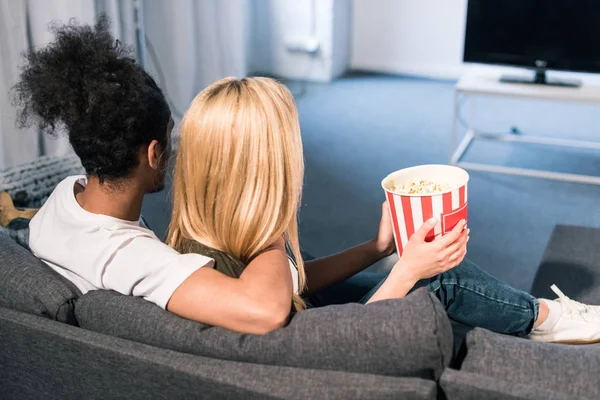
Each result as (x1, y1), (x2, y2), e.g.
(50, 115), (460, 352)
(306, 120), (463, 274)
(167, 238), (293, 334)
(367, 219), (468, 303)
(304, 239), (390, 294)
(303, 202), (396, 294)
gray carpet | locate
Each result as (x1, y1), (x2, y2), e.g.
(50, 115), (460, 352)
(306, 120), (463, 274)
(143, 72), (600, 293)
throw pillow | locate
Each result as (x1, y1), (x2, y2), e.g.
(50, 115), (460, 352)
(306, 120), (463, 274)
(0, 228), (81, 324)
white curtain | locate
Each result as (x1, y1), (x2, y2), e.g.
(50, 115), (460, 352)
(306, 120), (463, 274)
(143, 0), (247, 122)
(26, 0), (96, 160)
(0, 0), (38, 170)
(0, 0), (248, 169)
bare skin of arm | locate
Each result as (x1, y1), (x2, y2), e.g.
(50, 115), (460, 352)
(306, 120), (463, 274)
(367, 219), (468, 303)
(168, 204), (468, 334)
(167, 237), (293, 335)
(303, 202), (397, 294)
(305, 203), (468, 300)
(303, 240), (392, 294)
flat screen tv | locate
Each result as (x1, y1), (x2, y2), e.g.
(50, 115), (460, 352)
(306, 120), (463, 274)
(463, 0), (600, 87)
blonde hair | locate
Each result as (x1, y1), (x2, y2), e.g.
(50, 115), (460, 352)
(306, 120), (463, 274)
(167, 77), (306, 311)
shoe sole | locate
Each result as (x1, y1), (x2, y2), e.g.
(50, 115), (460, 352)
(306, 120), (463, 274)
(551, 338), (600, 345)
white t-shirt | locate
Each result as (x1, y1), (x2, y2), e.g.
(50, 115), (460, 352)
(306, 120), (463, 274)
(29, 176), (214, 309)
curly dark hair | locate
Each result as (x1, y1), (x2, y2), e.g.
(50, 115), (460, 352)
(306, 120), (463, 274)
(13, 15), (170, 182)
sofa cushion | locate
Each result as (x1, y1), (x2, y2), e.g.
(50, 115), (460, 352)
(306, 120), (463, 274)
(0, 227), (80, 324)
(459, 328), (600, 399)
(531, 225), (600, 304)
(440, 369), (584, 400)
(76, 287), (453, 379)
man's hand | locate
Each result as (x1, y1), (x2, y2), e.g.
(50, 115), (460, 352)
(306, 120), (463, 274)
(374, 201), (396, 257)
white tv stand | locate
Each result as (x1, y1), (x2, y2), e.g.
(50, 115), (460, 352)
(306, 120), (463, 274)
(450, 71), (600, 185)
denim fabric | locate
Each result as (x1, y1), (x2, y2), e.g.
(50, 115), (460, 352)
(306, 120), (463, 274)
(359, 259), (538, 337)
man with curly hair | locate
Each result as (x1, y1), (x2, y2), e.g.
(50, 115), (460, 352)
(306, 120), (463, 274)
(15, 16), (294, 333)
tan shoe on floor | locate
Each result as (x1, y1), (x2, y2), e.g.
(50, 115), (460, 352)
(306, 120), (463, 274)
(0, 192), (39, 227)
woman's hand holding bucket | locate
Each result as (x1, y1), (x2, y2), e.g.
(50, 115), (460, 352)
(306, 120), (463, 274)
(394, 218), (469, 281)
(367, 165), (470, 303)
(365, 219), (468, 304)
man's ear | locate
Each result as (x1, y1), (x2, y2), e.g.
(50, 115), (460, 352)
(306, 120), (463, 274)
(147, 139), (161, 170)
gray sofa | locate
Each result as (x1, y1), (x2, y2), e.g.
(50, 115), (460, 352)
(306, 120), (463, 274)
(1, 224), (600, 399)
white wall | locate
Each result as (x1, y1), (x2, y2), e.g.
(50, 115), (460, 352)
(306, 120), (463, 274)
(351, 0), (468, 80)
(248, 0), (351, 82)
(331, 0), (352, 78)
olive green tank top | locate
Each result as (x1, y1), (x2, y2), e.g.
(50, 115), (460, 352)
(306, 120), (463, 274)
(175, 237), (299, 289)
(176, 238), (247, 278)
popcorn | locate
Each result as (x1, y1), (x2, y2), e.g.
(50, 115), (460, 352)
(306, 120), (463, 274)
(382, 165), (469, 255)
(390, 179), (456, 195)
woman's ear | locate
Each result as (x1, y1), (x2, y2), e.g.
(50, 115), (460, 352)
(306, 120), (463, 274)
(147, 139), (161, 170)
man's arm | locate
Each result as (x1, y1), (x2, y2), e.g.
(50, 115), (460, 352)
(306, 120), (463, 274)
(167, 239), (293, 335)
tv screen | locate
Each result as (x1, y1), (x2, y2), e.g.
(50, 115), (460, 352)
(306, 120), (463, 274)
(463, 0), (600, 74)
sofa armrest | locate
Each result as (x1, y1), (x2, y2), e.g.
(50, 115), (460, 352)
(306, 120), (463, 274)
(531, 225), (600, 303)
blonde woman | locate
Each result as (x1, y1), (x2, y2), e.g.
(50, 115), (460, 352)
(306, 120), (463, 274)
(167, 77), (600, 343)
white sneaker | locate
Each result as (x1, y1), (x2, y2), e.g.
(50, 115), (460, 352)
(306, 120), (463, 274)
(529, 284), (600, 344)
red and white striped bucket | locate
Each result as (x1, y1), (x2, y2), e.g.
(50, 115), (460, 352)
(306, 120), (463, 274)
(381, 165), (469, 255)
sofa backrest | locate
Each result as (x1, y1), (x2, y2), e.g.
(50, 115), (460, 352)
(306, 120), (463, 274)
(0, 306), (438, 400)
(75, 287), (453, 380)
(0, 228), (80, 324)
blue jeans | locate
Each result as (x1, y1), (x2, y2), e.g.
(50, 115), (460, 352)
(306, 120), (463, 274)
(314, 259), (539, 337)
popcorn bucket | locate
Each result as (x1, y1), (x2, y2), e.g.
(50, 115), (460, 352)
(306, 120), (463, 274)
(381, 165), (469, 255)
